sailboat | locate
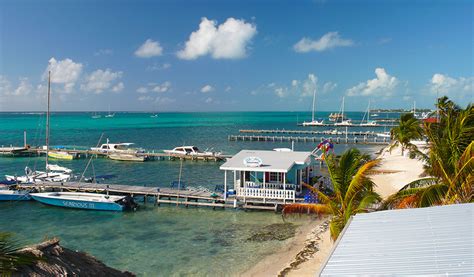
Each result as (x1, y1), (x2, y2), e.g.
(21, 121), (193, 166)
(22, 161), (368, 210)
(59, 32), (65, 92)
(302, 87), (324, 126)
(334, 97), (353, 126)
(105, 105), (115, 118)
(92, 112), (102, 119)
(360, 100), (379, 127)
(4, 71), (72, 183)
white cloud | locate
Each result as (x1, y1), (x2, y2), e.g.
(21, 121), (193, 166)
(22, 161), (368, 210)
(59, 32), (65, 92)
(146, 63), (171, 71)
(136, 82), (171, 94)
(112, 82), (124, 93)
(44, 58), (83, 93)
(430, 73), (473, 95)
(204, 97), (214, 103)
(293, 32), (354, 53)
(13, 78), (33, 96)
(138, 95), (153, 101)
(80, 69), (123, 94)
(274, 87), (288, 98)
(177, 17), (257, 60)
(135, 39), (163, 58)
(347, 68), (398, 97)
(0, 76), (33, 96)
(152, 81), (171, 93)
(155, 96), (175, 105)
(225, 86), (232, 92)
(322, 82), (337, 93)
(201, 84), (214, 93)
(137, 87), (148, 94)
(302, 73), (317, 97)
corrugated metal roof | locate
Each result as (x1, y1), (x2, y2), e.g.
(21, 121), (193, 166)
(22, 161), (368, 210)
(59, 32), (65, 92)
(319, 203), (474, 276)
(219, 150), (311, 173)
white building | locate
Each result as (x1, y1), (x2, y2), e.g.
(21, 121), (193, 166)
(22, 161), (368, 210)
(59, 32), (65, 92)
(219, 149), (319, 203)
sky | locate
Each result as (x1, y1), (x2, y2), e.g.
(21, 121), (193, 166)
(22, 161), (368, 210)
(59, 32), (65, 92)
(0, 0), (472, 112)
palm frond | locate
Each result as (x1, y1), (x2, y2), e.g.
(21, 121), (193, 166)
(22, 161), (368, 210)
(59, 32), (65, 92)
(282, 203), (331, 216)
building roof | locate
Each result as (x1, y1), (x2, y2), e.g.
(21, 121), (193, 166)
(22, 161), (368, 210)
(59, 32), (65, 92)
(220, 150), (312, 173)
(319, 203), (474, 276)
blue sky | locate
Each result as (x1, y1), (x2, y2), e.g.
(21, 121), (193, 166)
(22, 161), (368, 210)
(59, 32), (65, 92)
(0, 0), (472, 112)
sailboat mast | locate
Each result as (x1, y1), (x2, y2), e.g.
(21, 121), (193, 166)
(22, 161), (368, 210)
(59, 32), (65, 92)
(367, 100), (370, 122)
(46, 71), (51, 172)
(341, 96), (345, 119)
(311, 88), (316, 121)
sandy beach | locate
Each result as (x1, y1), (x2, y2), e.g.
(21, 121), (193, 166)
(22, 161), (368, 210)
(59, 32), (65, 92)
(243, 143), (427, 276)
(371, 143), (427, 199)
(240, 217), (332, 277)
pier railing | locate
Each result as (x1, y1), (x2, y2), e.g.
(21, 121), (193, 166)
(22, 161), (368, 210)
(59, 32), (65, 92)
(237, 187), (295, 200)
(243, 181), (296, 190)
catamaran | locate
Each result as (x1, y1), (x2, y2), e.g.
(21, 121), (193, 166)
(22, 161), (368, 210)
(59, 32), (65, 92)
(360, 100), (379, 127)
(30, 192), (138, 211)
(334, 97), (353, 126)
(4, 71), (72, 183)
(302, 86), (324, 126)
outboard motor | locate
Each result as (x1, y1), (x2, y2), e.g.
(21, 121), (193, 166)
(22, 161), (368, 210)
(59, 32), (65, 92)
(118, 195), (139, 211)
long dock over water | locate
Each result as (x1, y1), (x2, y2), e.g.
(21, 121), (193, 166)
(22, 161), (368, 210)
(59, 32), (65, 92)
(3, 147), (230, 161)
(228, 135), (390, 145)
(239, 129), (385, 136)
(18, 182), (296, 211)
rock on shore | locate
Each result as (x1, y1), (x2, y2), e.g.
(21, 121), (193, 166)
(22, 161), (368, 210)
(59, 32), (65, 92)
(13, 238), (134, 276)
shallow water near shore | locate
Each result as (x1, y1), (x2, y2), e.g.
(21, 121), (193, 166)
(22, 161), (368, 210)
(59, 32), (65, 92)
(0, 111), (386, 275)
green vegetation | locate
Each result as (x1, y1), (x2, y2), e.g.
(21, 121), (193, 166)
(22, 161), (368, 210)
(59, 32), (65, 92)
(282, 96), (472, 241)
(389, 113), (423, 156)
(282, 149), (381, 240)
(384, 99), (473, 208)
(0, 232), (39, 276)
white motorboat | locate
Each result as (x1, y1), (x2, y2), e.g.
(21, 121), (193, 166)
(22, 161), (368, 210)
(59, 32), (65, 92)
(108, 153), (147, 162)
(302, 86), (324, 126)
(31, 192), (138, 211)
(91, 139), (145, 154)
(164, 146), (221, 157)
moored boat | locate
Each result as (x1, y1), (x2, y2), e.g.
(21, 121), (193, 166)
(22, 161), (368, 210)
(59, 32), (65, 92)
(31, 192), (138, 211)
(0, 184), (32, 201)
(302, 85), (324, 126)
(108, 153), (147, 162)
(48, 150), (77, 160)
(91, 139), (144, 154)
(164, 146), (221, 157)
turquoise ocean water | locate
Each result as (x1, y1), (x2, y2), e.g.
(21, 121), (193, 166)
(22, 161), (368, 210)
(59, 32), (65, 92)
(0, 112), (392, 276)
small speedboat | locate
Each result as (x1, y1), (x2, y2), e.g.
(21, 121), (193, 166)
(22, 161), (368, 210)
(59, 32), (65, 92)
(31, 192), (138, 211)
(0, 185), (32, 201)
(164, 146), (221, 157)
(108, 153), (147, 162)
(48, 150), (77, 160)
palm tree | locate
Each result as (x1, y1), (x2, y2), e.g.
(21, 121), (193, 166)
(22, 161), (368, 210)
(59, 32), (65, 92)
(0, 232), (39, 275)
(384, 100), (473, 208)
(390, 113), (423, 156)
(282, 148), (381, 240)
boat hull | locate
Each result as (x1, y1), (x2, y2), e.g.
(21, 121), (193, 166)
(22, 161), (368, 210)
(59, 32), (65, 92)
(48, 151), (75, 160)
(31, 194), (124, 211)
(108, 154), (146, 162)
(0, 191), (32, 201)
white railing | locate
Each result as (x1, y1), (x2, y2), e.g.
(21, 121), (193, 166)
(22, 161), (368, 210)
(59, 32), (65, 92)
(238, 181), (296, 190)
(236, 187), (295, 200)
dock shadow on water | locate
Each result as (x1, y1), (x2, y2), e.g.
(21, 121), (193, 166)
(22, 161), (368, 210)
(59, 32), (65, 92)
(0, 201), (293, 276)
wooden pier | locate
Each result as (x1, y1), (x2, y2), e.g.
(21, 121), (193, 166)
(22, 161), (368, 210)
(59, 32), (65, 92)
(17, 181), (294, 211)
(228, 135), (390, 145)
(10, 148), (230, 162)
(239, 129), (385, 136)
